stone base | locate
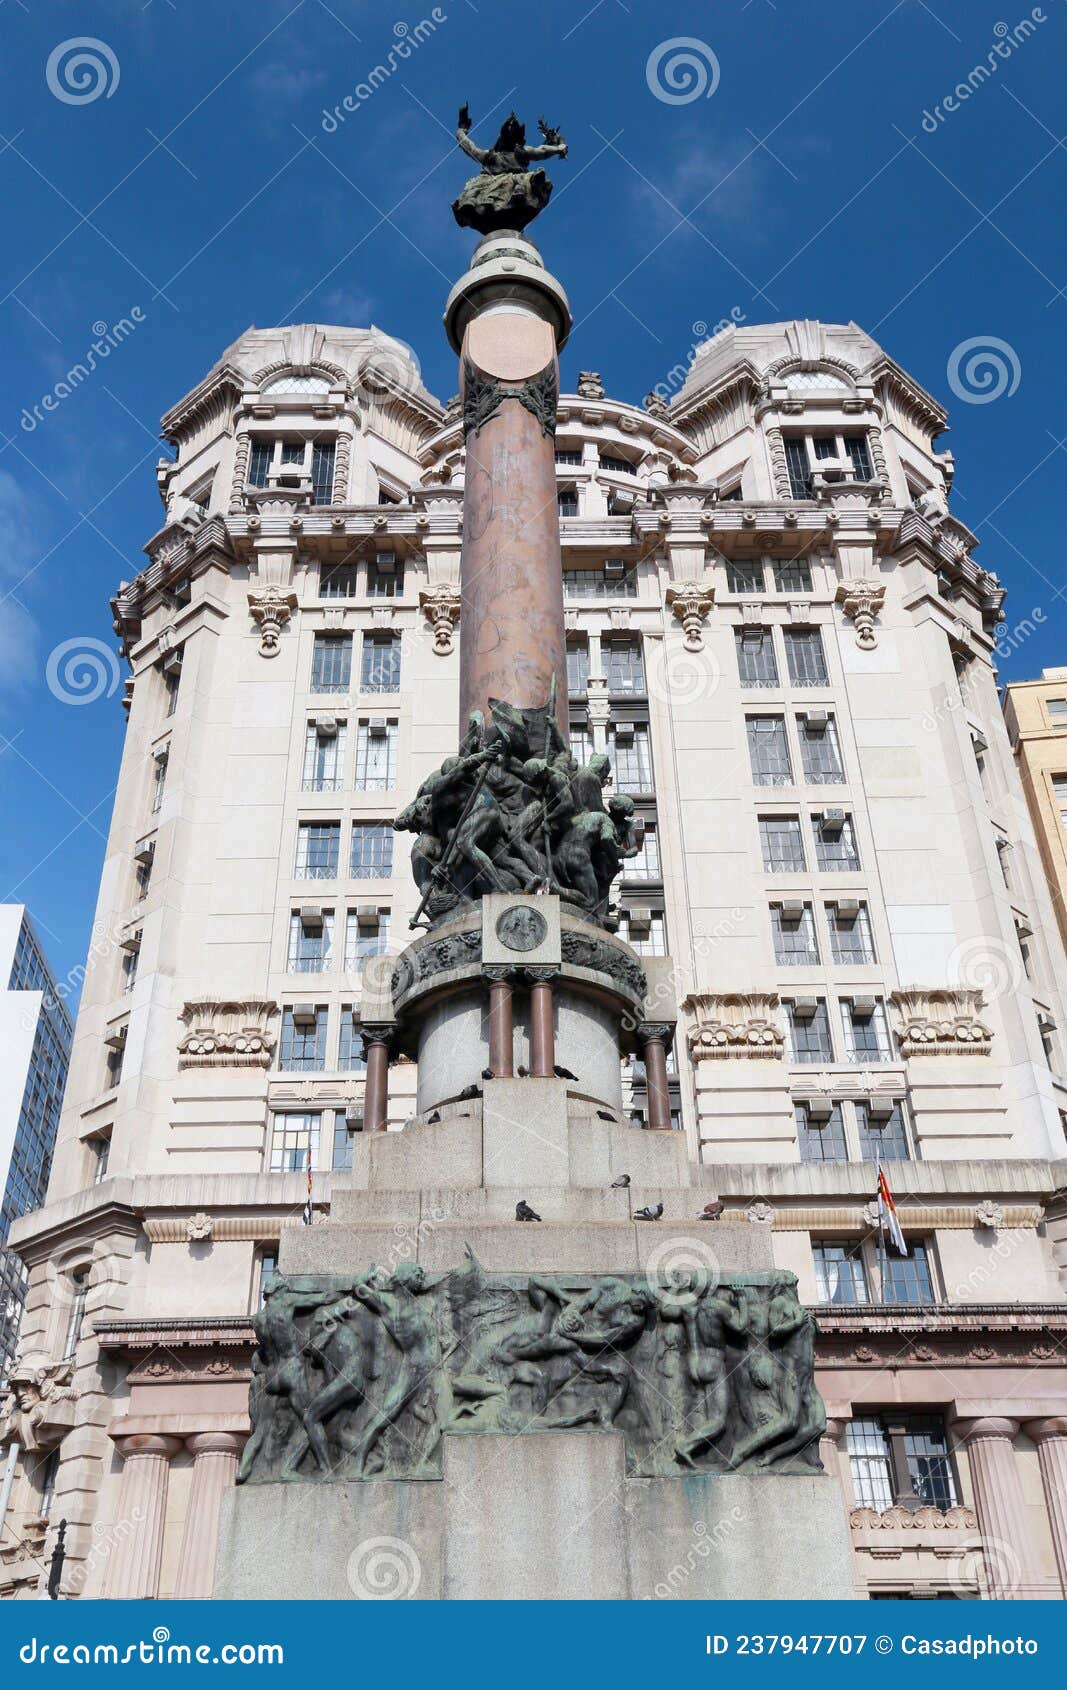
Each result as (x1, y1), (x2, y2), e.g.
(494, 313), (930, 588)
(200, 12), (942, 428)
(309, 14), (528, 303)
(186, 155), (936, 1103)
(216, 1432), (855, 1600)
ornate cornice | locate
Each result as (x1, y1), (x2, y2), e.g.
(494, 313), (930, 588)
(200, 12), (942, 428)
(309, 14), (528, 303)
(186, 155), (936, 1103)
(177, 1000), (279, 1069)
(684, 992), (785, 1060)
(889, 988), (993, 1057)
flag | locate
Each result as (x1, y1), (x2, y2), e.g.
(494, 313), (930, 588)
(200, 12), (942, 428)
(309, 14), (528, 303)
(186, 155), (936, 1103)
(877, 1160), (907, 1256)
(302, 1149), (313, 1226)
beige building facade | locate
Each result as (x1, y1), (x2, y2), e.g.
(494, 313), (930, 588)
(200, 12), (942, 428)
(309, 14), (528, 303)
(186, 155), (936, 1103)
(1005, 668), (1067, 959)
(2, 317), (1067, 1600)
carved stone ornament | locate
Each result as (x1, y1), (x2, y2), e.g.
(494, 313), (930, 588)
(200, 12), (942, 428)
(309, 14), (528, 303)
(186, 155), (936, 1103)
(577, 371), (605, 400)
(419, 583), (462, 656)
(683, 993), (785, 1061)
(666, 580), (716, 652)
(247, 586), (297, 657)
(463, 358), (558, 440)
(889, 989), (993, 1058)
(186, 1211), (214, 1242)
(860, 1200), (882, 1229)
(237, 1260), (826, 1485)
(975, 1200), (1004, 1231)
(835, 578), (887, 650)
(746, 1201), (773, 1225)
(178, 1000), (279, 1069)
(850, 1505), (978, 1532)
(644, 392), (670, 422)
(0, 1353), (77, 1453)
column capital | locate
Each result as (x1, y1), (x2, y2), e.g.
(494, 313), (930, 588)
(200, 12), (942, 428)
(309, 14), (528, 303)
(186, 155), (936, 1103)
(185, 1431), (246, 1459)
(1025, 1417), (1067, 1444)
(953, 1415), (1020, 1443)
(114, 1433), (183, 1461)
(822, 1416), (850, 1445)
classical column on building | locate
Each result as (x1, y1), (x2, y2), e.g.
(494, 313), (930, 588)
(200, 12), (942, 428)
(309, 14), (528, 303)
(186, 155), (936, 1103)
(639, 1022), (674, 1131)
(174, 1431), (246, 1600)
(526, 968), (557, 1079)
(102, 1434), (182, 1599)
(954, 1417), (1036, 1599)
(1026, 1417), (1067, 1597)
(361, 1025), (393, 1134)
(485, 969), (515, 1079)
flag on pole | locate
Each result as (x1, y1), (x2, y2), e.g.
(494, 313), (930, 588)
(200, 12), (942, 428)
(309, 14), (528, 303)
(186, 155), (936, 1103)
(302, 1148), (314, 1226)
(877, 1160), (907, 1256)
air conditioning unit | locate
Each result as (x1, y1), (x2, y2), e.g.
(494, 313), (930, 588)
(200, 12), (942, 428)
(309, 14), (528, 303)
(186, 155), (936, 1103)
(314, 715), (338, 738)
(1013, 913), (1033, 940)
(356, 905), (380, 928)
(802, 1097), (833, 1123)
(151, 742), (170, 762)
(865, 1097), (896, 1123)
(834, 897), (862, 920)
(104, 1024), (128, 1050)
(801, 709), (829, 732)
(375, 550), (397, 573)
(792, 997), (819, 1020)
(368, 717), (388, 736)
(344, 1103), (364, 1132)
(970, 726), (989, 754)
(299, 905), (324, 932)
(780, 899), (807, 922)
(119, 927), (141, 953)
(160, 648), (182, 675)
(851, 995), (877, 1018)
(604, 558), (626, 577)
(625, 907), (652, 938)
(291, 1003), (318, 1026)
(818, 807), (846, 835)
(1038, 1010), (1057, 1032)
(133, 836), (156, 864)
(613, 721), (635, 742)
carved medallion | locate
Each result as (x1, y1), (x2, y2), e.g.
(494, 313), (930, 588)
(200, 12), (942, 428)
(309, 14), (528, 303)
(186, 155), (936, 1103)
(495, 905), (549, 953)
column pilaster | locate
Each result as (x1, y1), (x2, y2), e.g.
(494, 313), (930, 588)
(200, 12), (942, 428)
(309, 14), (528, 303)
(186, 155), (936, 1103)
(102, 1434), (181, 1599)
(174, 1432), (246, 1600)
(954, 1416), (1035, 1599)
(1026, 1417), (1067, 1597)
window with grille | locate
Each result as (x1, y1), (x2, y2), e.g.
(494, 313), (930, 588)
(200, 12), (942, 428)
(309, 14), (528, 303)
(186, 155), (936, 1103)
(345, 909), (391, 969)
(605, 640), (645, 695)
(726, 560), (765, 594)
(287, 911), (334, 972)
(619, 910), (666, 957)
(367, 557), (403, 598)
(882, 1240), (935, 1304)
(609, 724), (653, 793)
(747, 716), (793, 786)
(814, 813), (859, 869)
(332, 1108), (355, 1171)
(841, 998), (892, 1062)
(563, 567), (637, 599)
(796, 1102), (847, 1162)
(311, 634), (352, 693)
(844, 435), (874, 480)
(857, 1100), (910, 1160)
(151, 752), (168, 815)
(772, 903), (819, 965)
(828, 902), (875, 964)
(621, 821), (660, 880)
(570, 726), (594, 767)
(295, 822), (340, 878)
(62, 1269), (89, 1360)
(246, 438), (335, 503)
(813, 1239), (869, 1303)
(360, 633), (401, 694)
(773, 559), (814, 593)
(799, 714), (844, 783)
(601, 453), (636, 475)
(302, 721), (346, 791)
(736, 628), (779, 688)
(558, 489), (578, 517)
(567, 641), (589, 696)
(355, 721), (398, 789)
(759, 816), (805, 872)
(784, 628), (828, 687)
(785, 999), (833, 1063)
(554, 449), (582, 465)
(338, 1007), (367, 1074)
(785, 437), (812, 498)
(269, 1111), (321, 1171)
(351, 823), (393, 878)
(785, 433), (874, 496)
(320, 562), (359, 599)
(278, 1009), (327, 1072)
(248, 439), (272, 487)
(311, 442), (336, 504)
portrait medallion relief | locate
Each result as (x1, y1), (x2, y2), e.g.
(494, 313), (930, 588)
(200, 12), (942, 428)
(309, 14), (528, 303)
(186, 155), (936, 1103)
(495, 905), (549, 953)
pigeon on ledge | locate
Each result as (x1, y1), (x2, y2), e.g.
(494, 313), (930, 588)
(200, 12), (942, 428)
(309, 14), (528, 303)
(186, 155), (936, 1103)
(611, 1174), (631, 1188)
(698, 1200), (725, 1221)
(515, 1199), (542, 1222)
(553, 1064), (577, 1081)
(633, 1203), (663, 1221)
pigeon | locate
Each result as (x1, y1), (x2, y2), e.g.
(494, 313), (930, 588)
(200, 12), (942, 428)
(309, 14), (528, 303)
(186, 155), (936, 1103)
(515, 1199), (542, 1222)
(596, 1109), (616, 1122)
(458, 1083), (481, 1101)
(427, 1111), (441, 1125)
(553, 1064), (578, 1081)
(611, 1174), (631, 1188)
(698, 1200), (725, 1221)
(481, 1067), (494, 1080)
(634, 1203), (664, 1221)
(517, 1064), (530, 1078)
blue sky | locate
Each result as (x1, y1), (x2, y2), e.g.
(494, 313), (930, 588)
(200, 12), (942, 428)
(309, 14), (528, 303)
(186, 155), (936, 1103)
(1, 0), (1065, 986)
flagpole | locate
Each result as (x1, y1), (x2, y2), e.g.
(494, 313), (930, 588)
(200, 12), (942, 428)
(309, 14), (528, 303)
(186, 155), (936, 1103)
(876, 1155), (887, 1305)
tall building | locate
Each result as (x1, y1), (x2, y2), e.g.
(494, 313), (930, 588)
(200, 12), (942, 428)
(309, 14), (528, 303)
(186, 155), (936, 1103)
(1004, 668), (1067, 959)
(3, 312), (1067, 1600)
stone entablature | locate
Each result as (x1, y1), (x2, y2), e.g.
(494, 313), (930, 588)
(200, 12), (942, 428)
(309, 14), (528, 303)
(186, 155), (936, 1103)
(850, 1504), (978, 1532)
(684, 992), (785, 1060)
(177, 1000), (279, 1069)
(815, 1302), (1067, 1369)
(889, 989), (993, 1057)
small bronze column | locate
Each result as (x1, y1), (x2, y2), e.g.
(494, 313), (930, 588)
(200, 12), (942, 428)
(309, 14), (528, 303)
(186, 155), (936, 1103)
(361, 1025), (392, 1133)
(640, 1023), (673, 1131)
(486, 968), (515, 1078)
(527, 968), (557, 1078)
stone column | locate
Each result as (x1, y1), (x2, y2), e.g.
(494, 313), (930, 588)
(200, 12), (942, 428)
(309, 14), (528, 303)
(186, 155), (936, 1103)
(528, 971), (556, 1078)
(486, 972), (514, 1078)
(102, 1434), (181, 1599)
(954, 1417), (1035, 1598)
(362, 1032), (391, 1134)
(640, 1024), (672, 1131)
(174, 1432), (245, 1600)
(1027, 1417), (1067, 1597)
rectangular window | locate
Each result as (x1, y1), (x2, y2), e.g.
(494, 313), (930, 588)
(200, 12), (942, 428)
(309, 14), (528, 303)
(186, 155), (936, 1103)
(563, 567), (638, 599)
(609, 724), (653, 793)
(345, 909), (391, 969)
(856, 1099), (910, 1161)
(840, 998), (892, 1062)
(796, 1102), (847, 1162)
(351, 823), (393, 879)
(295, 822), (340, 879)
(774, 559), (814, 593)
(91, 1136), (111, 1184)
(332, 1108), (355, 1171)
(759, 815), (805, 872)
(105, 1039), (124, 1090)
(367, 556), (402, 598)
(604, 639), (645, 695)
(621, 821), (660, 880)
(726, 560), (765, 594)
(320, 562), (359, 599)
(747, 716), (793, 786)
(360, 633), (401, 694)
(620, 910), (666, 957)
(828, 902), (876, 964)
(814, 812), (859, 870)
(844, 434), (874, 481)
(311, 634), (352, 694)
(736, 628), (779, 689)
(121, 948), (138, 995)
(1047, 698), (1067, 725)
(286, 910), (334, 973)
(311, 441), (336, 505)
(163, 665), (181, 718)
(355, 721), (398, 790)
(338, 1007), (367, 1074)
(785, 437), (811, 499)
(784, 628), (828, 688)
(62, 1270), (89, 1360)
(38, 1450), (60, 1521)
(269, 1111), (321, 1172)
(151, 752), (168, 815)
(1054, 775), (1067, 831)
(248, 439), (272, 487)
(278, 1009), (327, 1073)
(883, 1240), (934, 1304)
(601, 453), (636, 475)
(813, 1239), (869, 1304)
(567, 642), (589, 696)
(257, 1249), (278, 1309)
(846, 1419), (895, 1511)
(772, 903), (819, 966)
(554, 449), (582, 466)
(799, 714), (844, 784)
(302, 720), (346, 792)
(785, 999), (833, 1064)
(558, 489), (578, 517)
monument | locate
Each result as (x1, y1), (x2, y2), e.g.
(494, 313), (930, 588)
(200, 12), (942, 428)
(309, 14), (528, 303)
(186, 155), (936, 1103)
(215, 109), (854, 1602)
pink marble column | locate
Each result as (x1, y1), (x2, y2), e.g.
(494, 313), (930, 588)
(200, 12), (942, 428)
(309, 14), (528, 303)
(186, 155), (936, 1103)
(175, 1432), (245, 1599)
(103, 1434), (181, 1599)
(1026, 1417), (1067, 1597)
(954, 1417), (1035, 1599)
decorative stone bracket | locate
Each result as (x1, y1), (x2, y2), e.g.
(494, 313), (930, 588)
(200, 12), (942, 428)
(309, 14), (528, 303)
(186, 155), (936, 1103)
(889, 989), (993, 1057)
(247, 586), (297, 657)
(683, 992), (785, 1060)
(835, 578), (887, 649)
(666, 580), (715, 651)
(419, 583), (462, 655)
(178, 1000), (279, 1069)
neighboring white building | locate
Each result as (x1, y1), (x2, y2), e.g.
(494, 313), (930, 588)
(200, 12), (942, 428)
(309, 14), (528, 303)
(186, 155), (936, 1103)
(2, 318), (1066, 1600)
